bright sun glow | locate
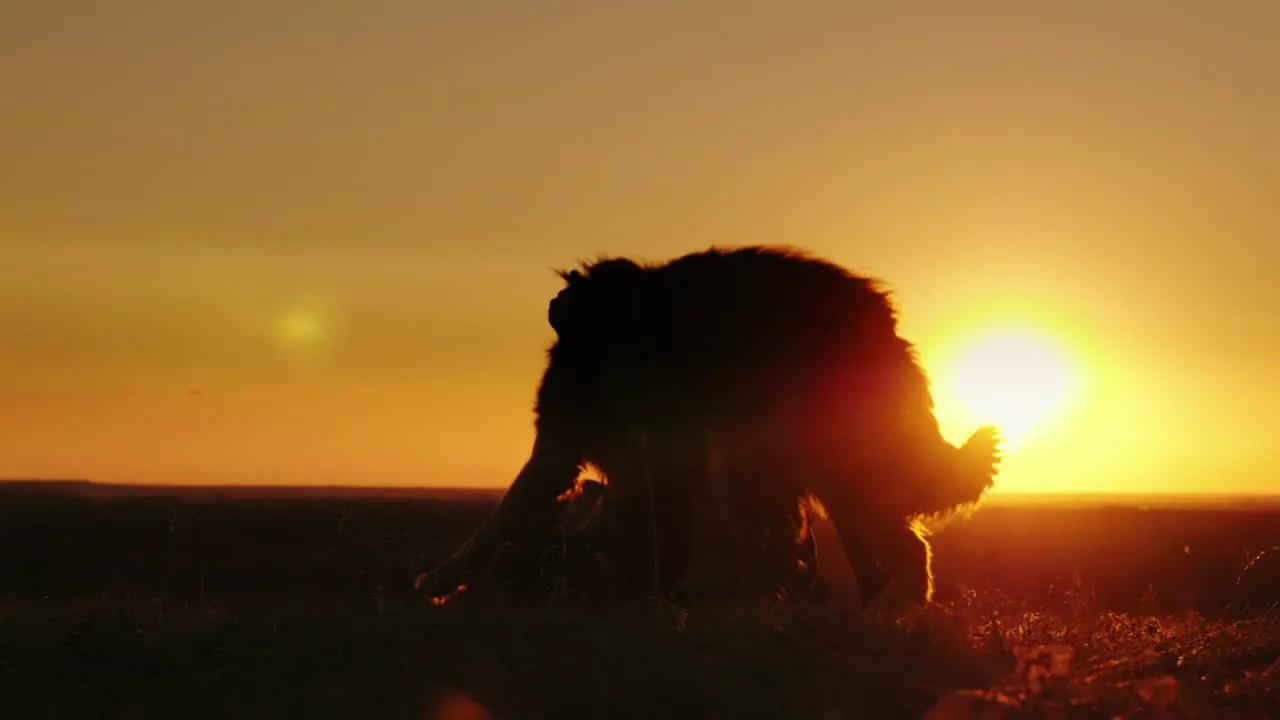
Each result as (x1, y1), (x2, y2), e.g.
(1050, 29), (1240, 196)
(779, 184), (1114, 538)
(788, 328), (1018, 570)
(939, 329), (1080, 451)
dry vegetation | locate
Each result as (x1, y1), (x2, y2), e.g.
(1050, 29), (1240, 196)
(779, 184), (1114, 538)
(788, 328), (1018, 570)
(0, 487), (1276, 718)
(1, 587), (1276, 718)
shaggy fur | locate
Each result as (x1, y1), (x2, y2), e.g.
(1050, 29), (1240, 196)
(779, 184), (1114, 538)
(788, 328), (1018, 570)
(416, 246), (1002, 607)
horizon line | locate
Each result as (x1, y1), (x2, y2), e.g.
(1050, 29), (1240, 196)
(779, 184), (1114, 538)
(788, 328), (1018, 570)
(3, 478), (1277, 500)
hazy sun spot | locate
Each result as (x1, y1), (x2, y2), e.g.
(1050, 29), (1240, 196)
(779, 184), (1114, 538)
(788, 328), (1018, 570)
(277, 308), (326, 347)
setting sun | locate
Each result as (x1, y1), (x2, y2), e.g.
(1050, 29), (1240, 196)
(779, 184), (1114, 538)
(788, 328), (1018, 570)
(936, 329), (1082, 451)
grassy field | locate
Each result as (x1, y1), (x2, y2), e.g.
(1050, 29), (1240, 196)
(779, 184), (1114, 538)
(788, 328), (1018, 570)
(0, 483), (1277, 719)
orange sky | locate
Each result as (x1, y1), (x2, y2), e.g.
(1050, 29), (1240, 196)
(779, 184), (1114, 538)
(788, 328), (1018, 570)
(2, 1), (1277, 494)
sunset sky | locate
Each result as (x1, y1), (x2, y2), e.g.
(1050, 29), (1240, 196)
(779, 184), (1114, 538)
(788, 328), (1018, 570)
(3, 1), (1277, 494)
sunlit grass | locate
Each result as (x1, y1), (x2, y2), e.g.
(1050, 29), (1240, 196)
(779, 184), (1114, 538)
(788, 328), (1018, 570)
(2, 590), (1275, 718)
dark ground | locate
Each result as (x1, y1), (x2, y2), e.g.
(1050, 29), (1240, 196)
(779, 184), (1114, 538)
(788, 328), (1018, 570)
(1, 482), (1277, 719)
